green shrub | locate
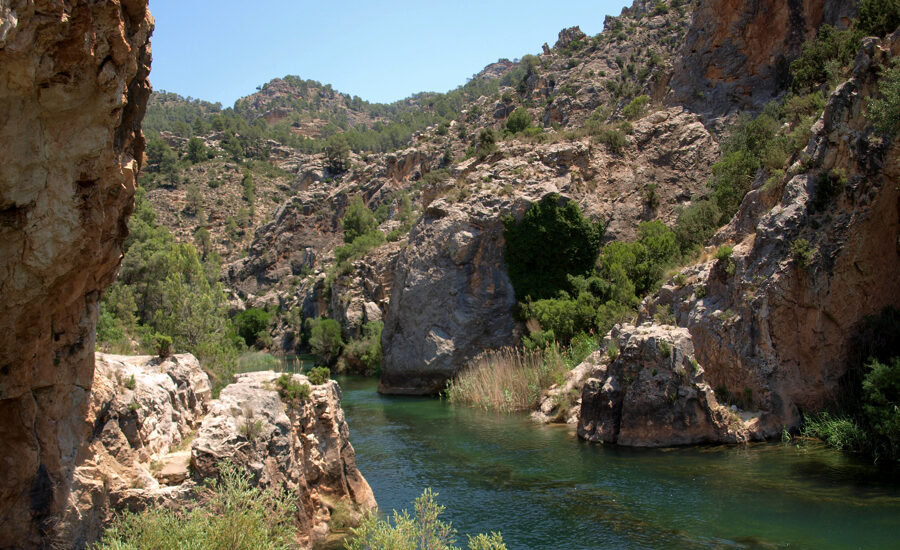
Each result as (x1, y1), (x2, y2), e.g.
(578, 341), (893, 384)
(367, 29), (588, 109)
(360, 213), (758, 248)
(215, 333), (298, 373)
(233, 308), (271, 348)
(595, 127), (627, 154)
(275, 373), (311, 402)
(715, 245), (733, 262)
(505, 108), (532, 135)
(857, 0), (900, 37)
(622, 95), (651, 120)
(342, 196), (378, 243)
(155, 333), (173, 358)
(674, 200), (722, 254)
(477, 128), (498, 159)
(306, 317), (344, 365)
(862, 357), (900, 459)
(503, 194), (603, 302)
(340, 321), (383, 375)
(710, 150), (758, 223)
(790, 25), (863, 94)
(92, 461), (296, 550)
(307, 366), (331, 385)
(867, 59), (900, 136)
(344, 489), (506, 550)
(790, 238), (815, 269)
(334, 230), (385, 265)
(812, 169), (846, 211)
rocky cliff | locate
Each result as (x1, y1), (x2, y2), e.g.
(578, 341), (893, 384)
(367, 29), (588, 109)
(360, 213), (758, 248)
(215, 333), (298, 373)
(192, 371), (376, 548)
(669, 0), (858, 120)
(0, 0), (152, 546)
(57, 354), (210, 547)
(56, 355), (374, 549)
(572, 30), (900, 445)
(379, 109), (718, 394)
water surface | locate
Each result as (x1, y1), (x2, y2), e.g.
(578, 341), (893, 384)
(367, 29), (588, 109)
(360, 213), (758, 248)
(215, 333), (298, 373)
(336, 376), (900, 550)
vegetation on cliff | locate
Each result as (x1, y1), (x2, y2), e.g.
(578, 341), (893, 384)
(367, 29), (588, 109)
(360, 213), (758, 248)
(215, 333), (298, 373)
(97, 189), (245, 392)
(92, 462), (296, 550)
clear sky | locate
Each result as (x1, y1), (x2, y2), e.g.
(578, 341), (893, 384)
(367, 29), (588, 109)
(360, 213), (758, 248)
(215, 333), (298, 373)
(147, 0), (629, 107)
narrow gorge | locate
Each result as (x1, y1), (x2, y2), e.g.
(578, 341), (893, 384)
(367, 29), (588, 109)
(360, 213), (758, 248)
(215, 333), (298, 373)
(2, 0), (899, 548)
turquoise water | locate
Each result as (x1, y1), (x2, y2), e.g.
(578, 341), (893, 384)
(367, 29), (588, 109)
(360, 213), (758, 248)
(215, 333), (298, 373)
(336, 376), (900, 550)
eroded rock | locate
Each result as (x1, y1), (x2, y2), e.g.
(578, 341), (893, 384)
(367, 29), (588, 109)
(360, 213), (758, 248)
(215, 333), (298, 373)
(191, 371), (376, 548)
(577, 324), (747, 447)
(0, 1), (152, 545)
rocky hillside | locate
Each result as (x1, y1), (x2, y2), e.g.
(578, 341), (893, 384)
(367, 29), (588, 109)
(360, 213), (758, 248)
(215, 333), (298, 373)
(0, 1), (152, 546)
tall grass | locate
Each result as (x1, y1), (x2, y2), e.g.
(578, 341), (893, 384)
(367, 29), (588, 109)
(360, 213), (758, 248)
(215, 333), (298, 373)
(445, 345), (569, 413)
(800, 412), (870, 452)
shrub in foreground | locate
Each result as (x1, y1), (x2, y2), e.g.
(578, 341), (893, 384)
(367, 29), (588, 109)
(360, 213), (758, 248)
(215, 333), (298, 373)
(344, 488), (506, 550)
(92, 462), (295, 550)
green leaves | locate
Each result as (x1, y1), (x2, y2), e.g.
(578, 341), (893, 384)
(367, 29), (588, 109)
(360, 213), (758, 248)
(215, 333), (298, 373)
(504, 194), (603, 302)
(344, 489), (507, 550)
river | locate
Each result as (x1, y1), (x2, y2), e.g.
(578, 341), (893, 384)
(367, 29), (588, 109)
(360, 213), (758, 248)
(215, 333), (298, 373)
(332, 375), (900, 550)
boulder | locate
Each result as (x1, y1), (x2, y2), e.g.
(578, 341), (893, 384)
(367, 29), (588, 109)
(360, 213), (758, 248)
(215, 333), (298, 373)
(379, 198), (524, 394)
(577, 324), (747, 447)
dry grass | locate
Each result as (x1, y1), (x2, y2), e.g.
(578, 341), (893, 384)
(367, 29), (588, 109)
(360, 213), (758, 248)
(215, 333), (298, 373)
(445, 346), (568, 413)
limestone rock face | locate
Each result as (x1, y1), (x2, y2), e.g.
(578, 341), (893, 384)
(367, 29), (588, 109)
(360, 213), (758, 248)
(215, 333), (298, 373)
(669, 0), (857, 119)
(577, 324), (745, 447)
(58, 354), (210, 548)
(0, 1), (152, 546)
(379, 195), (530, 394)
(191, 371), (376, 548)
(637, 33), (900, 438)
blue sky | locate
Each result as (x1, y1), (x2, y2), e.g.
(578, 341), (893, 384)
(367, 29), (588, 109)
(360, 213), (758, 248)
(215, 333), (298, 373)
(147, 0), (629, 107)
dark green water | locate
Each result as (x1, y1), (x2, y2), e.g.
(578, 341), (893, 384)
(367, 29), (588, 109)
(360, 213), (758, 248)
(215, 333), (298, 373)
(335, 376), (900, 550)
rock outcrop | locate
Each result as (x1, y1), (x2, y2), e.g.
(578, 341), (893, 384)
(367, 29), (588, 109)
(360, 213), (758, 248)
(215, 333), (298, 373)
(54, 355), (374, 549)
(669, 0), (858, 119)
(576, 324), (747, 447)
(191, 371), (376, 548)
(0, 1), (152, 546)
(597, 31), (900, 441)
(379, 197), (524, 394)
(57, 354), (210, 547)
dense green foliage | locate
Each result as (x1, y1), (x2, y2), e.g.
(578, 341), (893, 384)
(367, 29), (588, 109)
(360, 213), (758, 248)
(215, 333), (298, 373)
(857, 0), (900, 37)
(789, 25), (863, 95)
(801, 308), (900, 461)
(307, 366), (331, 385)
(306, 317), (344, 365)
(517, 220), (679, 346)
(342, 196), (379, 243)
(92, 462), (295, 550)
(867, 59), (900, 135)
(144, 58), (532, 157)
(97, 189), (243, 392)
(276, 373), (311, 401)
(503, 195), (603, 302)
(344, 489), (506, 550)
(233, 308), (271, 348)
(340, 321), (384, 375)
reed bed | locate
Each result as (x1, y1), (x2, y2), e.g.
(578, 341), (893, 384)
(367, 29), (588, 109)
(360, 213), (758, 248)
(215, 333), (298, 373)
(445, 345), (568, 413)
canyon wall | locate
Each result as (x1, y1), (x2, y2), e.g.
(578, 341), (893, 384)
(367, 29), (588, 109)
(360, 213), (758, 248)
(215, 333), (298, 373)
(669, 0), (858, 119)
(0, 1), (152, 546)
